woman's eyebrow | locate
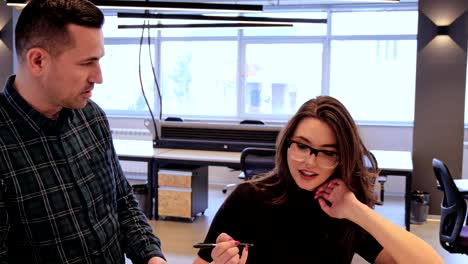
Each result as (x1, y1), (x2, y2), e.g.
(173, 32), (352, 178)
(293, 136), (337, 149)
(293, 136), (311, 143)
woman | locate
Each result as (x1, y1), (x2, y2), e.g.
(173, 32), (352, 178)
(193, 96), (442, 264)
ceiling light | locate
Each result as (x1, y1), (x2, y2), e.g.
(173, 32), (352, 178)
(118, 12), (327, 25)
(6, 0), (263, 13)
(118, 23), (293, 29)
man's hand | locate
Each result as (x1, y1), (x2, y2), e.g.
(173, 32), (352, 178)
(148, 256), (167, 264)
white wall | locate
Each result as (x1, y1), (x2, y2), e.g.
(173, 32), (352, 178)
(463, 142), (468, 179)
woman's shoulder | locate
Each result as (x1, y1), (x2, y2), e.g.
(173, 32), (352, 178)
(227, 181), (273, 205)
(229, 179), (284, 207)
(230, 182), (257, 199)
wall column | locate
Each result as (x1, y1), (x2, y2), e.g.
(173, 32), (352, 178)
(413, 0), (468, 214)
(0, 1), (14, 89)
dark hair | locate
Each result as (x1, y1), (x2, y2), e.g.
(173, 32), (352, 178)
(15, 0), (104, 61)
(251, 96), (377, 205)
(249, 96), (378, 251)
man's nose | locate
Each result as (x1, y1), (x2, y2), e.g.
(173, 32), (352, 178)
(90, 64), (103, 84)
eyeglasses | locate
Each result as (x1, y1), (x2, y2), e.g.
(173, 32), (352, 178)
(287, 139), (339, 169)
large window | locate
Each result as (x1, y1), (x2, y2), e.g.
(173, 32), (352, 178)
(244, 43), (323, 117)
(93, 43), (156, 114)
(330, 40), (417, 123)
(93, 6), (418, 124)
(161, 41), (237, 117)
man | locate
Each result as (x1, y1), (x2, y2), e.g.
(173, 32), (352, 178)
(0, 1), (166, 263)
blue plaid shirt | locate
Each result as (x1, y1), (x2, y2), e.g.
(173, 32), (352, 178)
(0, 76), (164, 264)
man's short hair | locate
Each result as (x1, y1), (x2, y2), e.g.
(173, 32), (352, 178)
(15, 0), (104, 62)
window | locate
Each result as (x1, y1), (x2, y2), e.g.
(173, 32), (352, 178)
(93, 43), (156, 114)
(94, 6), (418, 124)
(330, 39), (417, 123)
(160, 41), (238, 117)
(243, 12), (327, 36)
(244, 43), (323, 117)
(332, 11), (418, 35)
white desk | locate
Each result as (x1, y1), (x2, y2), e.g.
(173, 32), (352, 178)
(113, 139), (172, 219)
(156, 148), (241, 167)
(372, 150), (412, 231)
(114, 139), (172, 158)
(372, 150), (412, 172)
(454, 179), (468, 195)
(113, 140), (413, 229)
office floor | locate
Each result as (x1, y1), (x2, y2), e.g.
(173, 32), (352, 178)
(129, 186), (468, 264)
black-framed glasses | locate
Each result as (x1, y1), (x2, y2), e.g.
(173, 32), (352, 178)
(287, 139), (339, 169)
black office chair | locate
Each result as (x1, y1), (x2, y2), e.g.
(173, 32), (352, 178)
(222, 147), (276, 194)
(240, 119), (264, 125)
(432, 158), (468, 254)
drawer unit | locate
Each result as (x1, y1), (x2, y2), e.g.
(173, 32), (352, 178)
(159, 169), (191, 188)
(158, 187), (192, 218)
(157, 166), (208, 221)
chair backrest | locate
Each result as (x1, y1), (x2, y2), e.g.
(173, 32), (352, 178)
(432, 158), (468, 253)
(363, 151), (378, 170)
(240, 147), (276, 180)
(240, 119), (264, 125)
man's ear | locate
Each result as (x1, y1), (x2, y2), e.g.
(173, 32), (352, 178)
(26, 48), (49, 76)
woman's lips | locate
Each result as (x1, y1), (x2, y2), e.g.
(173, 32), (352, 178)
(299, 169), (318, 178)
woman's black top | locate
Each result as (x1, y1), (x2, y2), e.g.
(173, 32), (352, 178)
(197, 182), (383, 264)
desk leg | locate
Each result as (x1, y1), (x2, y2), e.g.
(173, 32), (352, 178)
(405, 172), (412, 231)
(152, 160), (159, 220)
(146, 159), (154, 220)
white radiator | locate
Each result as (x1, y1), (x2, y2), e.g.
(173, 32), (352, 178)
(112, 128), (151, 181)
(111, 128), (152, 140)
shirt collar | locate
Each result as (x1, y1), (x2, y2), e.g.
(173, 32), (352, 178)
(3, 75), (73, 132)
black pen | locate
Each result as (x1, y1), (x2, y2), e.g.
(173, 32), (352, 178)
(193, 243), (254, 249)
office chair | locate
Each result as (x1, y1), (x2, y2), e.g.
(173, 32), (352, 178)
(432, 158), (468, 255)
(221, 120), (266, 193)
(364, 151), (385, 205)
(240, 119), (264, 125)
(222, 147), (276, 194)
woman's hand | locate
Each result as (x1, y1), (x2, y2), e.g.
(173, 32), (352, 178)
(210, 233), (249, 264)
(314, 179), (359, 219)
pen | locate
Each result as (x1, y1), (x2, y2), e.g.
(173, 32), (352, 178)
(193, 243), (254, 249)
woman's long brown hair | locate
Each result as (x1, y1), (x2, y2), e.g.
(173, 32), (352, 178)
(249, 96), (379, 250)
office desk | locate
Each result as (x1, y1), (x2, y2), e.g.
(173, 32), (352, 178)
(438, 179), (468, 199)
(437, 179), (468, 201)
(153, 149), (242, 220)
(154, 148), (413, 229)
(454, 179), (468, 194)
(113, 139), (172, 219)
(114, 140), (413, 229)
(372, 150), (413, 231)
(114, 139), (172, 159)
(156, 148), (241, 168)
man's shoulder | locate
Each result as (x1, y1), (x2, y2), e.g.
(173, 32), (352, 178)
(0, 94), (11, 123)
(0, 96), (15, 147)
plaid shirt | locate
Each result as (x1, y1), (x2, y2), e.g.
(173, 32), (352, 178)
(0, 76), (164, 264)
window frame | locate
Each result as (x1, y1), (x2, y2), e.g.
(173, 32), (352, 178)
(97, 4), (418, 126)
